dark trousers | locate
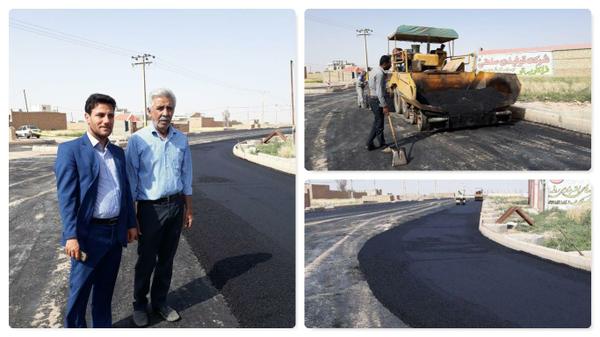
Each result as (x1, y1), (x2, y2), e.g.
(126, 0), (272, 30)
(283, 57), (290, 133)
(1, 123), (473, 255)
(133, 199), (184, 311)
(366, 97), (386, 147)
(65, 225), (123, 328)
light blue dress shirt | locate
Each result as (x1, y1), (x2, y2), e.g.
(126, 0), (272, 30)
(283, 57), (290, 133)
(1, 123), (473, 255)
(87, 132), (121, 218)
(368, 66), (389, 108)
(125, 123), (193, 201)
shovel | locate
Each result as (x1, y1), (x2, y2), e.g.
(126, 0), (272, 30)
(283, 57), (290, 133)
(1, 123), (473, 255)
(386, 113), (408, 167)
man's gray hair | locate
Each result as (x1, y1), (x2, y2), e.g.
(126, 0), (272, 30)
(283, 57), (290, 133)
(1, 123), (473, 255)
(149, 88), (176, 107)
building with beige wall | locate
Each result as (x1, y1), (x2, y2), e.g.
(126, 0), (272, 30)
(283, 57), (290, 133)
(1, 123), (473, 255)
(10, 111), (67, 130)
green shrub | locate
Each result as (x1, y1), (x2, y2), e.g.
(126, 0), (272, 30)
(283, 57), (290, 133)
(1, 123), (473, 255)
(518, 76), (591, 102)
(255, 138), (295, 158)
(527, 206), (591, 251)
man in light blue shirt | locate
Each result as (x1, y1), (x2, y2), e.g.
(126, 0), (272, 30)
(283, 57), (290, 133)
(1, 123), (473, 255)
(366, 55), (392, 151)
(125, 88), (193, 326)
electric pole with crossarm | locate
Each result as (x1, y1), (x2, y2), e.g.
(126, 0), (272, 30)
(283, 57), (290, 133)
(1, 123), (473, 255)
(356, 28), (373, 72)
(131, 53), (155, 127)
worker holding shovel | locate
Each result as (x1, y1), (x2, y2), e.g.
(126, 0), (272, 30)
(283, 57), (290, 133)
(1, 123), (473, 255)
(367, 55), (407, 166)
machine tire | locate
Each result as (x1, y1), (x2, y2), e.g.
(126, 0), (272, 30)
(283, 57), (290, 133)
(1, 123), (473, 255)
(417, 111), (429, 131)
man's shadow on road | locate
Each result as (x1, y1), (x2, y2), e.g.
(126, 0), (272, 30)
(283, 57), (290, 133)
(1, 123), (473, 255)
(112, 253), (271, 328)
(208, 253), (272, 290)
(392, 121), (516, 165)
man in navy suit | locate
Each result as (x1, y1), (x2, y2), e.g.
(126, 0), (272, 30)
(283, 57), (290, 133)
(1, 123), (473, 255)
(55, 93), (138, 328)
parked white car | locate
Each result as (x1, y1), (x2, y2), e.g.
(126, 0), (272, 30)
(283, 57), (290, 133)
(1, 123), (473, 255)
(15, 125), (42, 139)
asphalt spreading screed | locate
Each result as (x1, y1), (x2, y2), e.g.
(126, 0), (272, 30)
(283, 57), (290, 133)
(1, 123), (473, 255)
(420, 87), (507, 114)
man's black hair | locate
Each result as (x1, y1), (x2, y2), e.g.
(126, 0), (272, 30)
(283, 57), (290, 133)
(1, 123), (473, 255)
(379, 55), (391, 66)
(84, 93), (116, 114)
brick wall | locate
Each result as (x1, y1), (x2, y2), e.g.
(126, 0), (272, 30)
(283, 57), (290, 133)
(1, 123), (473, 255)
(310, 70), (355, 84)
(309, 184), (352, 199)
(172, 121), (189, 133)
(11, 111), (67, 130)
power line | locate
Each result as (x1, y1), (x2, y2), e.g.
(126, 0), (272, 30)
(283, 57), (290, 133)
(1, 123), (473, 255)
(306, 15), (387, 38)
(10, 19), (137, 57)
(10, 19), (281, 99)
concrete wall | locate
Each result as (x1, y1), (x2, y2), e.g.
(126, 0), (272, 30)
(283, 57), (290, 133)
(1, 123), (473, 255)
(11, 111), (67, 130)
(484, 47), (591, 103)
(309, 198), (363, 208)
(361, 195), (394, 203)
(309, 70), (356, 84)
(552, 48), (591, 77)
(190, 117), (224, 128)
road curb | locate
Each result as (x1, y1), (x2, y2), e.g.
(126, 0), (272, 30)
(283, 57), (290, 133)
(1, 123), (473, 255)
(478, 199), (591, 271)
(31, 145), (58, 154)
(10, 139), (57, 146)
(232, 142), (295, 175)
(510, 104), (591, 135)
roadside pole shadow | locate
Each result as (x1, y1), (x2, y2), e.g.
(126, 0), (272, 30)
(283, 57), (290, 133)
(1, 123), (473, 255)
(208, 253), (272, 290)
(112, 275), (219, 328)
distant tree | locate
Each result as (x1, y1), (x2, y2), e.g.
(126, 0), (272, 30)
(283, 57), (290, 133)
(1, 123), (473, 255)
(336, 180), (348, 192)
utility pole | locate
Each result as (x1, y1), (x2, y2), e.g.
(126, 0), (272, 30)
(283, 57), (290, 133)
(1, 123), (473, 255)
(22, 89), (29, 112)
(356, 28), (373, 72)
(261, 91), (266, 125)
(131, 53), (155, 127)
(290, 60), (295, 126)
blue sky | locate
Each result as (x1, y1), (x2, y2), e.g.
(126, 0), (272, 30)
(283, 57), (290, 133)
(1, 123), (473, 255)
(9, 9), (296, 122)
(305, 9), (591, 71)
(308, 180), (529, 195)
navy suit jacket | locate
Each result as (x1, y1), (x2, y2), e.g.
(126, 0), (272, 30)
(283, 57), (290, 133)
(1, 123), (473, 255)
(54, 135), (136, 253)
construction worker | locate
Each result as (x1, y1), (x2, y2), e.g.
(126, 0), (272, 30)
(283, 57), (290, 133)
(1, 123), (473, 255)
(366, 55), (392, 151)
(355, 70), (367, 108)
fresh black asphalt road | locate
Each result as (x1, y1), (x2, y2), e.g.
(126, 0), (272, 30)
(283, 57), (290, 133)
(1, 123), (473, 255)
(358, 201), (591, 327)
(183, 137), (295, 327)
(305, 89), (591, 170)
(305, 199), (454, 328)
(9, 129), (294, 328)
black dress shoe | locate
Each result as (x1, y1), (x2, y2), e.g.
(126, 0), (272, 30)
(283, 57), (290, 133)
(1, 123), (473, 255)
(365, 144), (376, 151)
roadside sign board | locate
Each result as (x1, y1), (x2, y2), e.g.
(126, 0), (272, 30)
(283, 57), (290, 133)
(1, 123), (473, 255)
(545, 180), (591, 210)
(477, 51), (553, 76)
